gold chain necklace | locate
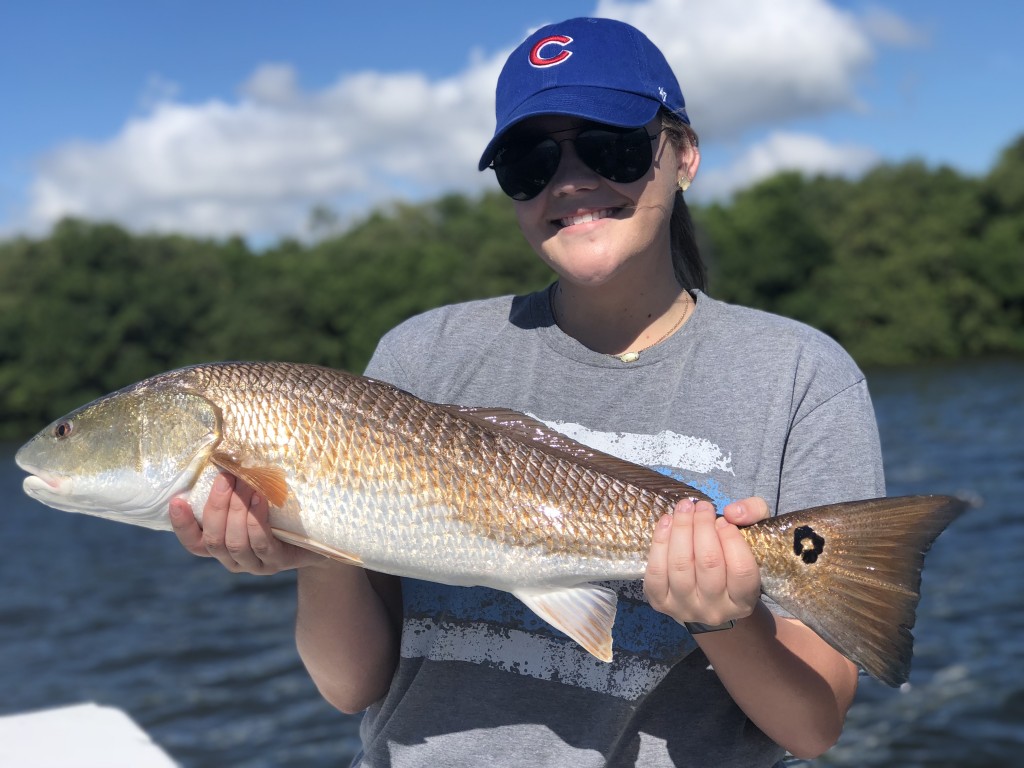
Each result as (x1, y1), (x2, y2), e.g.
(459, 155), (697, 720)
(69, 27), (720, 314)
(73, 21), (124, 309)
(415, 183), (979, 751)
(549, 286), (692, 363)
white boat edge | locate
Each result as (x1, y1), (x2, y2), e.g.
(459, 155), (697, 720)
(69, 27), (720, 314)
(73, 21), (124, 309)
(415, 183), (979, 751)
(0, 702), (177, 767)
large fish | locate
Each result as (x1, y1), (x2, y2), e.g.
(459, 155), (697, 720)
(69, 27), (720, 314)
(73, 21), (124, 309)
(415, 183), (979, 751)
(16, 362), (964, 686)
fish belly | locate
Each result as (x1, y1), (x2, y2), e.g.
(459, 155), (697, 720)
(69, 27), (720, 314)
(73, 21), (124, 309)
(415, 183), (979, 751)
(285, 480), (645, 589)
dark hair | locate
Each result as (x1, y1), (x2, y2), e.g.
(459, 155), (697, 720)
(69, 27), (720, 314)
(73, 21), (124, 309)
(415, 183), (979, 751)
(661, 111), (707, 293)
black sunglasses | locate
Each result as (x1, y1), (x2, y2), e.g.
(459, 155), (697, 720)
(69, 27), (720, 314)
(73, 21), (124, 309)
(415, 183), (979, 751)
(490, 125), (663, 201)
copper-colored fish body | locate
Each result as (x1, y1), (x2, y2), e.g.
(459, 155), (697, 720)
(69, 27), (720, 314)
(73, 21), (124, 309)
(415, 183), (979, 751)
(149, 363), (696, 586)
(16, 362), (966, 683)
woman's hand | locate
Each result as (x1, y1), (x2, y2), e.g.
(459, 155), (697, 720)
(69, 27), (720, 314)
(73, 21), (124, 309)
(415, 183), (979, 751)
(644, 497), (769, 626)
(170, 472), (402, 713)
(645, 497), (858, 757)
(169, 472), (327, 575)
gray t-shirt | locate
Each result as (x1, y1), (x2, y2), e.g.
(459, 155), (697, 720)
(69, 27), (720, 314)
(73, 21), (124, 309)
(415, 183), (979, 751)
(355, 289), (884, 767)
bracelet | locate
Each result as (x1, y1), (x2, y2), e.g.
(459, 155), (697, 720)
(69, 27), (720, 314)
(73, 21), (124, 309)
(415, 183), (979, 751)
(683, 620), (736, 633)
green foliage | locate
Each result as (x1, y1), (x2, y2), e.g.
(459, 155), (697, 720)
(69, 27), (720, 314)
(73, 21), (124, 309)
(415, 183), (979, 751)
(0, 192), (548, 439)
(2, 136), (1023, 440)
(694, 152), (1023, 366)
(700, 172), (840, 319)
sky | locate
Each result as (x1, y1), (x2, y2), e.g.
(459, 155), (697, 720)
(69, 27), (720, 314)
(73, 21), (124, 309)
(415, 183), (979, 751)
(1, 0), (1021, 243)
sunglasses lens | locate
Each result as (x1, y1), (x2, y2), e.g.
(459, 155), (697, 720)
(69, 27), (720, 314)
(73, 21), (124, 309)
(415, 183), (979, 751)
(491, 126), (656, 200)
(575, 127), (654, 184)
(493, 138), (561, 201)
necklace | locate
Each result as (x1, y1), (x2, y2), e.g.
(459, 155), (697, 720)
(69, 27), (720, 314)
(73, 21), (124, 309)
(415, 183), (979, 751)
(549, 285), (692, 363)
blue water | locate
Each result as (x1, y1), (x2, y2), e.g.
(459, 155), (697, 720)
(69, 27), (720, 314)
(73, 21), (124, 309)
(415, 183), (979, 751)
(2, 360), (1022, 767)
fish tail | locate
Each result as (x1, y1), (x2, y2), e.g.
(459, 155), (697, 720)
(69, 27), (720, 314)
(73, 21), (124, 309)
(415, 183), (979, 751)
(751, 495), (967, 686)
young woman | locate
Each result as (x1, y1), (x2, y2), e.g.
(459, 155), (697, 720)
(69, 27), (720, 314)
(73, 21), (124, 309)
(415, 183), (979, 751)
(170, 18), (883, 766)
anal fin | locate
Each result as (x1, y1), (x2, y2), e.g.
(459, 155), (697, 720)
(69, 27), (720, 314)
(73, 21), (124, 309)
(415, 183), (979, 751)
(514, 584), (617, 662)
(271, 527), (364, 567)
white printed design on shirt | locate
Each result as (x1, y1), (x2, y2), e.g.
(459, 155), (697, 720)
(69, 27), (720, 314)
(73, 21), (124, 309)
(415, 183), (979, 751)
(540, 419), (734, 476)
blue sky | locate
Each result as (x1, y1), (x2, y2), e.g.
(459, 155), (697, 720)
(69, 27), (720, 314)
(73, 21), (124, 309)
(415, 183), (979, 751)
(1, 0), (1021, 242)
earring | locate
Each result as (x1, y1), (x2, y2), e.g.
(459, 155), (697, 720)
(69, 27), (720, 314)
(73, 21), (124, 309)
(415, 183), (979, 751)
(678, 176), (691, 193)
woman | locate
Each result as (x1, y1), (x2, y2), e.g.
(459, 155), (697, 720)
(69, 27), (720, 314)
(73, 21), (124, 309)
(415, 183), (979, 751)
(170, 17), (883, 766)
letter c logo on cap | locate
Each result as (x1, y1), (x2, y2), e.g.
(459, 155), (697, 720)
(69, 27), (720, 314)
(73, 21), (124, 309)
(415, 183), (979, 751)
(529, 35), (573, 67)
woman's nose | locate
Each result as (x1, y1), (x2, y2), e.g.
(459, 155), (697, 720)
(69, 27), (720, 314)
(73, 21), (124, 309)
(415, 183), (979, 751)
(548, 139), (600, 195)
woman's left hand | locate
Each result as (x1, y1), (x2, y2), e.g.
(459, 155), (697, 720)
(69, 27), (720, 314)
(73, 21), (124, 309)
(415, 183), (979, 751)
(644, 496), (769, 627)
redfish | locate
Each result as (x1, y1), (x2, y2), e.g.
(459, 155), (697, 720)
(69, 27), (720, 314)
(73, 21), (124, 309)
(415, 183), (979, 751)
(15, 362), (964, 685)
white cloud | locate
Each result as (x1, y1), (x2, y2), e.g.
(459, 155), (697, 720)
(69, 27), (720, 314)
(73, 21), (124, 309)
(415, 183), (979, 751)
(859, 4), (929, 47)
(240, 63), (302, 105)
(27, 58), (503, 241)
(597, 0), (875, 135)
(20, 0), (916, 240)
(695, 131), (881, 199)
(137, 73), (181, 113)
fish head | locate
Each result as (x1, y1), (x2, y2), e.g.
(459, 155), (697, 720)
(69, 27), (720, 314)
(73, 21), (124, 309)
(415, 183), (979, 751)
(15, 381), (221, 530)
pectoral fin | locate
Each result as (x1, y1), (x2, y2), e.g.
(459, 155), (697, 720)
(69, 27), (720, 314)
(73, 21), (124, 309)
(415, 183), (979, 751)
(514, 584), (617, 662)
(211, 453), (290, 507)
(271, 527), (364, 567)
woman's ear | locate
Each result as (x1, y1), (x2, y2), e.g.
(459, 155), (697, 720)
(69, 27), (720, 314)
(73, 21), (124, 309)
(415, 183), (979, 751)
(677, 141), (700, 187)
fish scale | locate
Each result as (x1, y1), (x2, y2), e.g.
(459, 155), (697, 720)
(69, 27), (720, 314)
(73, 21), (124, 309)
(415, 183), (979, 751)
(16, 361), (966, 684)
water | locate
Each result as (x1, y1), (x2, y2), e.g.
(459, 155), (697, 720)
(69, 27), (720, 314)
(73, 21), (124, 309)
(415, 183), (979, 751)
(1, 360), (1021, 767)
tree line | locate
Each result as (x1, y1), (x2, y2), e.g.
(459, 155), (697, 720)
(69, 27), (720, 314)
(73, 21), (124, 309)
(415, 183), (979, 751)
(1, 135), (1021, 440)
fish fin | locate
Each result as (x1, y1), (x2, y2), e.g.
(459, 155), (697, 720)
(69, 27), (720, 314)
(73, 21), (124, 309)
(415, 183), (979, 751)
(271, 527), (364, 566)
(513, 584), (618, 662)
(753, 495), (967, 687)
(444, 405), (712, 506)
(211, 453), (290, 507)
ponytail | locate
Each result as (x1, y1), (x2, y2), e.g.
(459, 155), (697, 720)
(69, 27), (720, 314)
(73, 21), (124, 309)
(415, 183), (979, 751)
(661, 112), (707, 293)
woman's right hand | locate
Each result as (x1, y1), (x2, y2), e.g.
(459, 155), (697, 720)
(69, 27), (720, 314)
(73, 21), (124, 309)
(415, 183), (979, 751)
(171, 472), (402, 712)
(169, 472), (328, 575)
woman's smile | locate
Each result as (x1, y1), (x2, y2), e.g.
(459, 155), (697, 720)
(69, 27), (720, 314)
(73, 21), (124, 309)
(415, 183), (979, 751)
(554, 207), (623, 229)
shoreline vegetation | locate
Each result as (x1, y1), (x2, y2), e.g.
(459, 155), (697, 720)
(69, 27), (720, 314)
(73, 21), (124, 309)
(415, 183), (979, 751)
(1, 136), (1021, 440)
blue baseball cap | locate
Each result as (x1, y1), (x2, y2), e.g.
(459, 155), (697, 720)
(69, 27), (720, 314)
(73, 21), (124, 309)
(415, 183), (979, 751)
(478, 17), (689, 171)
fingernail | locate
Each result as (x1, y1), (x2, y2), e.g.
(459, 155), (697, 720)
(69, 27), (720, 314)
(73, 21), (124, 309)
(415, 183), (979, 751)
(216, 475), (231, 492)
(169, 502), (191, 523)
(715, 516), (728, 529)
(250, 494), (261, 508)
(658, 514), (673, 529)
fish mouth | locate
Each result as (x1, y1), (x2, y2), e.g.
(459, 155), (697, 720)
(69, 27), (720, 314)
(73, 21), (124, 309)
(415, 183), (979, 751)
(15, 455), (79, 507)
(23, 472), (61, 490)
(14, 448), (64, 491)
(19, 468), (124, 517)
(15, 461), (63, 491)
(21, 468), (69, 504)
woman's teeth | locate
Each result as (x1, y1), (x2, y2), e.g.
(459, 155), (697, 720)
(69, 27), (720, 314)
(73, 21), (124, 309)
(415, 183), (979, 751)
(559, 209), (616, 227)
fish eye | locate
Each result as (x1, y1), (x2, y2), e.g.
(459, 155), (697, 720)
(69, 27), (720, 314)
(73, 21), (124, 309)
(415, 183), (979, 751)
(53, 420), (74, 439)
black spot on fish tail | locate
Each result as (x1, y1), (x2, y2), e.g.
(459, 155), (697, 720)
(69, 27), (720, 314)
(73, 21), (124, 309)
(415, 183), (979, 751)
(793, 525), (825, 564)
